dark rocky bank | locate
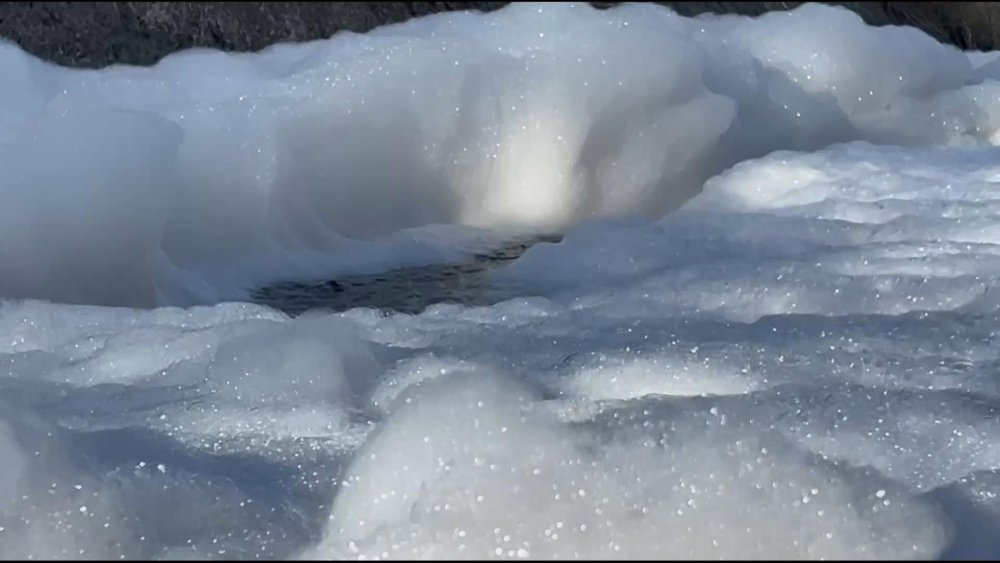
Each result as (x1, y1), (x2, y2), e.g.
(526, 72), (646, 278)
(0, 2), (998, 68)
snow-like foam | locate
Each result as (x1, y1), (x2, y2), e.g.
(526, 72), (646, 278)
(3, 1), (1000, 306)
(7, 1), (1000, 560)
(8, 135), (1000, 556)
(305, 373), (946, 559)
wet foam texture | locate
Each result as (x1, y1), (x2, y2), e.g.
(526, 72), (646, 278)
(5, 1), (1000, 560)
(3, 1), (1000, 306)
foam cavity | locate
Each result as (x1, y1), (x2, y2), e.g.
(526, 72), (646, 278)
(5, 1), (1000, 560)
(3, 2), (1000, 306)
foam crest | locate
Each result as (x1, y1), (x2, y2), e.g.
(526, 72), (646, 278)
(5, 2), (1000, 305)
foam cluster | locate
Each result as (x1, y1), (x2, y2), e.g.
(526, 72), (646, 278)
(3, 2), (1000, 560)
(2, 2), (1000, 305)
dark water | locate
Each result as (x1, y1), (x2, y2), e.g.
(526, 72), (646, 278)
(250, 236), (561, 316)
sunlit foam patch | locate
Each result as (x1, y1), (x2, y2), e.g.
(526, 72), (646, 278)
(369, 355), (477, 414)
(566, 355), (758, 402)
(2, 1), (997, 308)
(302, 371), (950, 560)
(149, 315), (382, 446)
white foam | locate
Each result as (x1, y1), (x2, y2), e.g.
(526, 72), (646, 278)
(4, 2), (1000, 306)
(0, 421), (24, 510)
(303, 373), (947, 559)
(6, 1), (1000, 559)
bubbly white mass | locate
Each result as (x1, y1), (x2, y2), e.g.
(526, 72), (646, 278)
(2, 1), (1000, 559)
(4, 1), (1000, 306)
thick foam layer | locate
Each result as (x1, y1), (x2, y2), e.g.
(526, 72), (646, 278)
(7, 140), (1000, 558)
(7, 2), (1000, 560)
(3, 2), (1000, 306)
(306, 373), (947, 559)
